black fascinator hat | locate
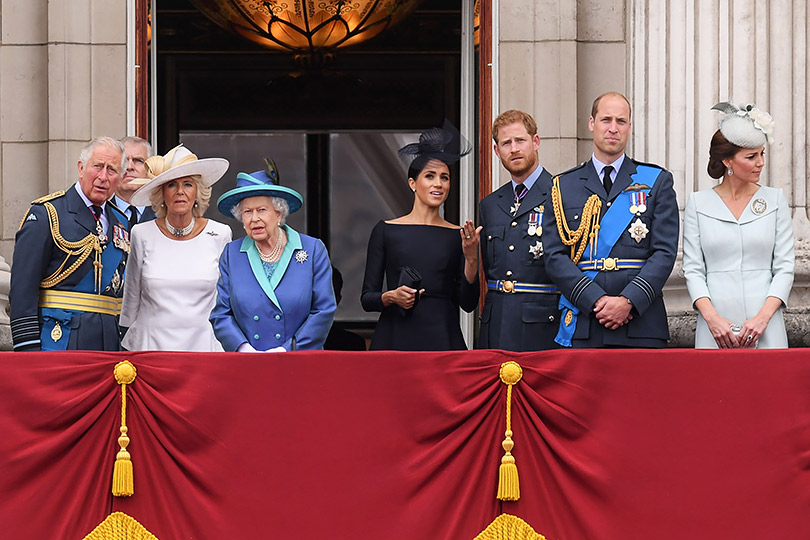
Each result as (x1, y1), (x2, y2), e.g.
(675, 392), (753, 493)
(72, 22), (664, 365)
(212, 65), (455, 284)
(398, 120), (472, 174)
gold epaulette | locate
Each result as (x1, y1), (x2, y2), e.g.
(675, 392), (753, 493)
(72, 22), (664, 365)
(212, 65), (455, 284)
(19, 190), (68, 230)
(32, 190), (66, 204)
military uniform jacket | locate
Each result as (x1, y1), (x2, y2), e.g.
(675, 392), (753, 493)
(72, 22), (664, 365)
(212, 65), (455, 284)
(542, 157), (679, 347)
(9, 187), (130, 351)
(478, 168), (561, 351)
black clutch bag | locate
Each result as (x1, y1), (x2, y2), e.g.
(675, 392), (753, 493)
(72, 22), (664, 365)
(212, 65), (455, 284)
(397, 266), (422, 316)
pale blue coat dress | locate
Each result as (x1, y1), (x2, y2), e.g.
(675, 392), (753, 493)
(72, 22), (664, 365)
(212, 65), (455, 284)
(682, 185), (794, 348)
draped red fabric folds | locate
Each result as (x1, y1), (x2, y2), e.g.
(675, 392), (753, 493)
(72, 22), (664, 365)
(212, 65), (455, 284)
(2, 349), (810, 539)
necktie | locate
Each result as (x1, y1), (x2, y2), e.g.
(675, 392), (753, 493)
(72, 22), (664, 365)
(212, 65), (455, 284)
(90, 205), (102, 219)
(602, 165), (614, 194)
(90, 205), (105, 239)
(128, 205), (138, 230)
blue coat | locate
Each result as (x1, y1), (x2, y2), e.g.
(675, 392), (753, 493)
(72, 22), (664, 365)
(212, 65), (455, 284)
(210, 226), (336, 351)
(542, 157), (679, 348)
(9, 186), (129, 351)
(477, 168), (562, 351)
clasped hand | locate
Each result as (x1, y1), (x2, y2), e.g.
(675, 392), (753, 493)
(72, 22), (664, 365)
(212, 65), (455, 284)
(593, 295), (633, 330)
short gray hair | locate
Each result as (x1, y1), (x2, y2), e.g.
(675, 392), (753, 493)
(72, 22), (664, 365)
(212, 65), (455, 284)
(231, 196), (290, 226)
(79, 137), (127, 174)
(120, 136), (153, 157)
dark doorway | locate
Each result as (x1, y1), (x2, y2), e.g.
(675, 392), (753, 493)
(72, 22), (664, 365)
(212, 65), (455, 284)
(153, 0), (467, 326)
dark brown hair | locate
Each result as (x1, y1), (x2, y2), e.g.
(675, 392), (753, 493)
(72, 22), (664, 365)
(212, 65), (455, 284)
(492, 110), (538, 143)
(707, 129), (743, 179)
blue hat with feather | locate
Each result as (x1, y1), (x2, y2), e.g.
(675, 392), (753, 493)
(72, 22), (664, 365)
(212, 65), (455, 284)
(217, 158), (303, 217)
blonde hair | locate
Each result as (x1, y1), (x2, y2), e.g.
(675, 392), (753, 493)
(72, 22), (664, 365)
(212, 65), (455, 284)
(150, 175), (211, 218)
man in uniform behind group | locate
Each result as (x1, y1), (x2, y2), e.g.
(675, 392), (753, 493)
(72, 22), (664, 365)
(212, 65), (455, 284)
(477, 109), (561, 351)
(9, 137), (131, 351)
(542, 92), (678, 348)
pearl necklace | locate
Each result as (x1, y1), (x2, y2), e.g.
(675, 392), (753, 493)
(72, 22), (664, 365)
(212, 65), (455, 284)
(166, 216), (195, 237)
(257, 229), (285, 263)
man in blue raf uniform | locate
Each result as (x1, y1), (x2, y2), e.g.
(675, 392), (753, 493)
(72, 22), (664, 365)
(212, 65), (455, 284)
(477, 110), (561, 351)
(9, 137), (131, 351)
(543, 92), (678, 348)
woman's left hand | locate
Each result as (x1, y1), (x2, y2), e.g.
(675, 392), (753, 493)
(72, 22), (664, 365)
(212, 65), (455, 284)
(460, 220), (482, 260)
(738, 297), (783, 348)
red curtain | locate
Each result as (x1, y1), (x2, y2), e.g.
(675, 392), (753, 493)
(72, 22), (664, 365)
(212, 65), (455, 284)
(2, 349), (810, 539)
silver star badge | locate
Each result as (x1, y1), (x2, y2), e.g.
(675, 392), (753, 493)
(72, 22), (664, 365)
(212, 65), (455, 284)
(294, 250), (308, 264)
(529, 240), (543, 259)
(628, 218), (649, 243)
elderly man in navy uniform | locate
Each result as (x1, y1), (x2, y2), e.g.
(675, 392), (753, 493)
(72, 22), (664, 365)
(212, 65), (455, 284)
(478, 110), (561, 351)
(9, 137), (131, 351)
(542, 92), (678, 348)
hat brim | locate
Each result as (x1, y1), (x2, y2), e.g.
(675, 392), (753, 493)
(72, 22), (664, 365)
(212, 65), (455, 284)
(129, 158), (229, 207)
(217, 185), (303, 218)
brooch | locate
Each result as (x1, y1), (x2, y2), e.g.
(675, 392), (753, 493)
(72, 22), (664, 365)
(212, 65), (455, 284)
(628, 218), (649, 243)
(294, 250), (308, 264)
(529, 240), (543, 260)
(751, 197), (767, 215)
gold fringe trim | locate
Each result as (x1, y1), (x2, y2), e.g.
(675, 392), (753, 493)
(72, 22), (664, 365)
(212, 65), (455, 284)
(474, 513), (547, 540)
(112, 361), (137, 497)
(497, 361), (523, 501)
(82, 512), (159, 540)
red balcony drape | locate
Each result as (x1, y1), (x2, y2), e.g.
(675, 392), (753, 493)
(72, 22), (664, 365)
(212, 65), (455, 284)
(1, 349), (809, 539)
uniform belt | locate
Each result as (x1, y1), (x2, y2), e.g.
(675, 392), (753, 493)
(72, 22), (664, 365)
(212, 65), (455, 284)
(39, 290), (122, 316)
(487, 280), (560, 294)
(576, 258), (647, 271)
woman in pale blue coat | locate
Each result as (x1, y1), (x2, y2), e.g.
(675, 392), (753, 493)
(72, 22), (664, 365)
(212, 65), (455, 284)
(210, 161), (336, 352)
(683, 102), (794, 349)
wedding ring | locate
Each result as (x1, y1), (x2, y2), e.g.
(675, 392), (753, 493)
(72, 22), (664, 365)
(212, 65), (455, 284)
(466, 235), (471, 239)
(747, 335), (753, 341)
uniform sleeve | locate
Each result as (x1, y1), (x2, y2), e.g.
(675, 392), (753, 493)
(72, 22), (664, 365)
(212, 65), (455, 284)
(288, 239), (336, 350)
(9, 205), (52, 351)
(209, 244), (249, 352)
(682, 192), (711, 305)
(766, 188), (795, 304)
(119, 225), (144, 327)
(618, 170), (679, 315)
(360, 221), (386, 312)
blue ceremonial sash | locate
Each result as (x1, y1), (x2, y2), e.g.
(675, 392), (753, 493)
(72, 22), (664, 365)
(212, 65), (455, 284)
(555, 165), (662, 346)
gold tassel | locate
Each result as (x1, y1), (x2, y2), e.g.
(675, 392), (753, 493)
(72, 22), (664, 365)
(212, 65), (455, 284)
(112, 361), (137, 497)
(497, 361), (523, 501)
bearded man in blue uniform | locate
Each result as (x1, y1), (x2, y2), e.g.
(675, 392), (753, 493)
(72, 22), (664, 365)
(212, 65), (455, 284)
(478, 110), (561, 351)
(542, 92), (679, 348)
(10, 137), (130, 351)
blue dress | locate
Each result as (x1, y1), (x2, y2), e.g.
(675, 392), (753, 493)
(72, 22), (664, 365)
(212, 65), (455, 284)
(361, 221), (479, 350)
(210, 226), (336, 351)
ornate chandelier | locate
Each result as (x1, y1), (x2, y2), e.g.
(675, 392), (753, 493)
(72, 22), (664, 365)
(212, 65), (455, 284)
(189, 0), (424, 64)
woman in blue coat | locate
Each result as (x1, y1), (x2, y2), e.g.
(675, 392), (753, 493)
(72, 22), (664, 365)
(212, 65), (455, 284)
(210, 161), (336, 352)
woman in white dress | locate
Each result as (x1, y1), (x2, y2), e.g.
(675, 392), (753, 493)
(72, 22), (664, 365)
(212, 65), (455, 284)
(120, 144), (232, 351)
(682, 102), (794, 349)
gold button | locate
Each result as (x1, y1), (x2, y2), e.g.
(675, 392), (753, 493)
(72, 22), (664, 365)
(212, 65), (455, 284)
(548, 315), (555, 322)
(511, 222), (517, 227)
(606, 201), (612, 207)
(506, 270), (513, 277)
(508, 245), (515, 251)
(574, 215), (579, 220)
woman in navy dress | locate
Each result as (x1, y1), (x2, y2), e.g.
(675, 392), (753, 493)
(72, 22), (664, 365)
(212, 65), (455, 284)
(361, 126), (480, 350)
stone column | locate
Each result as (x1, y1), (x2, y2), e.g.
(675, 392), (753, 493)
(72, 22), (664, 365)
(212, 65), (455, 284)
(0, 0), (128, 349)
(628, 0), (810, 345)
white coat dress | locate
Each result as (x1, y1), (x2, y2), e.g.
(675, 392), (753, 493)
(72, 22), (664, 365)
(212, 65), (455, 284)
(682, 185), (794, 348)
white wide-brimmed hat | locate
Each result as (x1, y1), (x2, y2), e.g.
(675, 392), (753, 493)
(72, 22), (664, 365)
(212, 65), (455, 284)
(129, 144), (229, 206)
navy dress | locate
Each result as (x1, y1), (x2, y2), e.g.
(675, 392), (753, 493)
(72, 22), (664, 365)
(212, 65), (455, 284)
(361, 221), (479, 350)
